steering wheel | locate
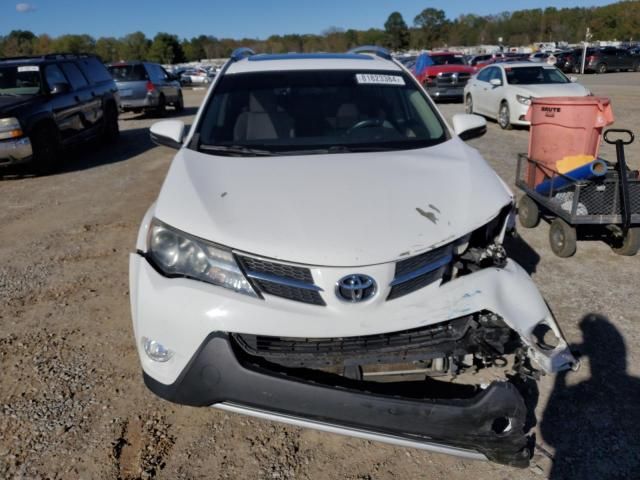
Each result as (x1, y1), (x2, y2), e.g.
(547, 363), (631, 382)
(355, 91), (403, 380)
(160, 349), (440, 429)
(345, 118), (392, 135)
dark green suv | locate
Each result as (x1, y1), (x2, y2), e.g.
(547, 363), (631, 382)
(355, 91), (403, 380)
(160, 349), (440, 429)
(0, 53), (120, 174)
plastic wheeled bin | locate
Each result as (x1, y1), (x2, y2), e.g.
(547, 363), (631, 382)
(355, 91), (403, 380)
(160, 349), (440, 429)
(524, 96), (614, 188)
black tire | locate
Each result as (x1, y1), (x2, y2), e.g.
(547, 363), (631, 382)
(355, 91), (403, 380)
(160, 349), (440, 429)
(30, 125), (60, 175)
(498, 101), (512, 130)
(102, 102), (120, 144)
(465, 94), (473, 114)
(572, 64), (581, 74)
(633, 62), (640, 73)
(612, 227), (640, 256)
(174, 91), (184, 112)
(549, 218), (577, 258)
(597, 63), (607, 74)
(155, 95), (166, 116)
(518, 195), (540, 229)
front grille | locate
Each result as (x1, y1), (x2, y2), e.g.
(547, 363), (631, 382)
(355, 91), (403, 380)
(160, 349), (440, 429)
(232, 317), (472, 367)
(253, 278), (325, 306)
(435, 72), (470, 87)
(387, 245), (452, 300)
(387, 266), (447, 300)
(239, 255), (313, 283)
(236, 254), (325, 306)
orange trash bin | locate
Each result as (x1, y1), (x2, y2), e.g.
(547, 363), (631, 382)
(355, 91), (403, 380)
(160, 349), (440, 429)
(524, 96), (615, 188)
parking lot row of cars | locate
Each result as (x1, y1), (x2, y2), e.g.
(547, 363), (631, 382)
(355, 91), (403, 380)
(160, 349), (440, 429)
(0, 47), (632, 176)
(398, 46), (640, 75)
(395, 47), (633, 130)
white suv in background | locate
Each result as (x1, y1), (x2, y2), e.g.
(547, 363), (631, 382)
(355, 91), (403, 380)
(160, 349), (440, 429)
(130, 47), (577, 468)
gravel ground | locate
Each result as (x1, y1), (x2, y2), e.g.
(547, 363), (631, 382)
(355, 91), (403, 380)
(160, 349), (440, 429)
(1, 73), (639, 480)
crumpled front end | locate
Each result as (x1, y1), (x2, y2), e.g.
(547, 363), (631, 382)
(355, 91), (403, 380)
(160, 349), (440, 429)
(130, 202), (577, 467)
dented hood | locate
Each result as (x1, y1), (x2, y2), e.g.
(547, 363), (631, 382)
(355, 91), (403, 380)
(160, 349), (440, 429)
(154, 139), (512, 266)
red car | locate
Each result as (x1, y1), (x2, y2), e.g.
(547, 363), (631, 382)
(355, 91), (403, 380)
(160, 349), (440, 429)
(412, 52), (475, 102)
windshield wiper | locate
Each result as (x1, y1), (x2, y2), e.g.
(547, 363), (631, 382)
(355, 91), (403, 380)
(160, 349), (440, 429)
(198, 144), (274, 156)
(276, 145), (400, 155)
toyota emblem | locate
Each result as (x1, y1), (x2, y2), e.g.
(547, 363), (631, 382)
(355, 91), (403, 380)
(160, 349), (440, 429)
(336, 274), (377, 303)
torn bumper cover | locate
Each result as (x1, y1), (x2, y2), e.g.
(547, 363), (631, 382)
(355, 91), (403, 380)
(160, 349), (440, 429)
(144, 332), (532, 467)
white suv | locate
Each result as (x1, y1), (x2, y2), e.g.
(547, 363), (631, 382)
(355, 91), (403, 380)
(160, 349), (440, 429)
(130, 46), (577, 468)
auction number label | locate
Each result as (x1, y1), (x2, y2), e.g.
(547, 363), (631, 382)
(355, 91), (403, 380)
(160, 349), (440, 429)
(356, 74), (405, 86)
(18, 65), (39, 72)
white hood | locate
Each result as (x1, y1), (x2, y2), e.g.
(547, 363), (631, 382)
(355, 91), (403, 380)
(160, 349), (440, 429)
(514, 82), (590, 98)
(154, 139), (512, 266)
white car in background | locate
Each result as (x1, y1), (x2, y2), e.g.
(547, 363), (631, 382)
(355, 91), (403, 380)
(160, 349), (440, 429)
(464, 62), (590, 129)
(180, 67), (215, 85)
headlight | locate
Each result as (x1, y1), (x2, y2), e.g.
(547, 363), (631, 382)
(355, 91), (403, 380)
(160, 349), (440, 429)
(146, 219), (258, 298)
(0, 117), (24, 140)
(516, 95), (532, 106)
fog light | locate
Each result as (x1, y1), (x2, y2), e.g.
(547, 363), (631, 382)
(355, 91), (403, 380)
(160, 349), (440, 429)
(142, 336), (174, 362)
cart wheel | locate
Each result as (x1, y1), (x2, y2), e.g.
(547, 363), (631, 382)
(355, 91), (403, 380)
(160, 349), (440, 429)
(612, 227), (640, 256)
(518, 196), (540, 229)
(549, 218), (577, 257)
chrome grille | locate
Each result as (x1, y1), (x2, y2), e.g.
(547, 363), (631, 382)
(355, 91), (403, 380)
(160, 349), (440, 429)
(236, 255), (325, 306)
(387, 245), (452, 300)
(435, 72), (470, 87)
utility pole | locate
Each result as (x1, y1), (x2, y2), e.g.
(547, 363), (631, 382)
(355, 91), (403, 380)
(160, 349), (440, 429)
(581, 27), (593, 74)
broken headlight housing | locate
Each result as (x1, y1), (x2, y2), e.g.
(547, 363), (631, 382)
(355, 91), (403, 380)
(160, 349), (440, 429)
(453, 203), (514, 275)
(146, 218), (258, 298)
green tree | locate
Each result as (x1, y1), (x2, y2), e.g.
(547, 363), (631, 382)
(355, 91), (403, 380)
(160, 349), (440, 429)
(384, 12), (410, 50)
(52, 34), (95, 54)
(95, 37), (121, 62)
(148, 33), (185, 64)
(413, 8), (448, 47)
(1, 30), (37, 56)
(120, 31), (150, 61)
(182, 37), (206, 61)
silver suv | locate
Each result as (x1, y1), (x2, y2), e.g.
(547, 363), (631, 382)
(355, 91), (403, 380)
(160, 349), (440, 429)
(107, 61), (183, 115)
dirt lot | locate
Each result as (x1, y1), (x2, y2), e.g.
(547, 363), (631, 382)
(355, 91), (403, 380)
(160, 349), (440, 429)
(1, 73), (639, 480)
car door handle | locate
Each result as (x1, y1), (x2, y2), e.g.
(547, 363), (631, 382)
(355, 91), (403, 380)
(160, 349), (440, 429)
(91, 91), (97, 97)
(74, 95), (80, 101)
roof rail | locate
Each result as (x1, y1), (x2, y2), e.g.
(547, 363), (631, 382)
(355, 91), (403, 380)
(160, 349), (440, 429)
(230, 47), (255, 62)
(0, 52), (96, 62)
(44, 52), (94, 59)
(347, 45), (392, 60)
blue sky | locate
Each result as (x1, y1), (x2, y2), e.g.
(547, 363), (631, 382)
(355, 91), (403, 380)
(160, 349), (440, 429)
(4, 0), (616, 39)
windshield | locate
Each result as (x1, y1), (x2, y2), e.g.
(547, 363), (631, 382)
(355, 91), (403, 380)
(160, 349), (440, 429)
(107, 64), (148, 82)
(430, 55), (465, 66)
(505, 66), (570, 85)
(195, 69), (448, 156)
(0, 65), (42, 95)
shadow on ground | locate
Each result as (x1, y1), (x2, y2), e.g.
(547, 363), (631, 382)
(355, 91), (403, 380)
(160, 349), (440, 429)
(540, 314), (640, 479)
(504, 233), (541, 274)
(1, 122), (193, 180)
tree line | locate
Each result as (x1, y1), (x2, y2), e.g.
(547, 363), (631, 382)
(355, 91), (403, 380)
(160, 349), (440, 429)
(1, 1), (638, 64)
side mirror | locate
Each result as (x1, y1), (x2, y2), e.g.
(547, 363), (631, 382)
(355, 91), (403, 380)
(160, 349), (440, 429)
(150, 120), (185, 149)
(50, 83), (71, 95)
(452, 113), (487, 141)
(489, 78), (502, 87)
(569, 75), (578, 82)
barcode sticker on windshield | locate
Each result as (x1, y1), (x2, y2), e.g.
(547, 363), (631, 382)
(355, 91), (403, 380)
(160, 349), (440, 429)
(18, 66), (39, 72)
(356, 74), (405, 86)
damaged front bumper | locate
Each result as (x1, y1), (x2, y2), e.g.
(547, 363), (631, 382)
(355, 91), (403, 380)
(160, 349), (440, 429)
(144, 332), (532, 467)
(131, 253), (577, 467)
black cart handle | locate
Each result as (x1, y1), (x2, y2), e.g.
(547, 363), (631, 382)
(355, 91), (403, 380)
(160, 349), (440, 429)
(604, 129), (634, 145)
